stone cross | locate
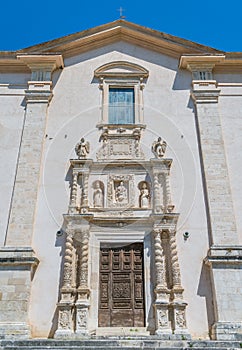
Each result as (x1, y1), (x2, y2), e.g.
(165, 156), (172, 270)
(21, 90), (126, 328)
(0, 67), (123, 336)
(117, 7), (126, 19)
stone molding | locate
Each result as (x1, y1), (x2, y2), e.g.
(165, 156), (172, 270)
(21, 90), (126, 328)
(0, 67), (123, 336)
(0, 247), (39, 267)
(205, 246), (242, 265)
(179, 55), (226, 70)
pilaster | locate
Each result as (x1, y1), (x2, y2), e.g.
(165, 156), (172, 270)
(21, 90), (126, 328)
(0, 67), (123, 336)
(6, 55), (63, 246)
(0, 248), (39, 338)
(180, 55), (238, 246)
(180, 55), (242, 340)
(1, 55), (63, 339)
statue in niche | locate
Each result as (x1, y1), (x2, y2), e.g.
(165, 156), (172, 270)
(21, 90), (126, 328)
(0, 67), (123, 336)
(93, 181), (104, 208)
(115, 181), (128, 204)
(75, 138), (90, 159)
(139, 182), (150, 208)
(152, 137), (167, 158)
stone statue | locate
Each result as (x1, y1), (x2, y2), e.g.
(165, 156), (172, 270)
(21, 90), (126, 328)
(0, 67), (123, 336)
(75, 138), (90, 159)
(115, 181), (128, 203)
(139, 182), (150, 208)
(93, 181), (104, 208)
(152, 137), (167, 158)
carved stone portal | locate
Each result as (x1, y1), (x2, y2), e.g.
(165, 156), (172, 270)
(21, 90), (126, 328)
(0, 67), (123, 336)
(56, 121), (189, 338)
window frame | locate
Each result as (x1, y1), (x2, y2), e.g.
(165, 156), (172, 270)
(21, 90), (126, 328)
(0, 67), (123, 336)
(101, 78), (143, 126)
(94, 61), (149, 127)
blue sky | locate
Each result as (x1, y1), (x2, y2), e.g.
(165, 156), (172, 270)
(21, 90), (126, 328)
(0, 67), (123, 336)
(1, 0), (241, 52)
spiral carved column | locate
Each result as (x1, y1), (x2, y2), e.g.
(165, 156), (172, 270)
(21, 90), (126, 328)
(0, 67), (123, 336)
(170, 230), (182, 290)
(55, 228), (75, 338)
(153, 172), (163, 213)
(164, 172), (174, 213)
(81, 173), (89, 211)
(153, 228), (171, 335)
(69, 171), (79, 214)
(76, 227), (90, 335)
(169, 230), (189, 336)
(78, 229), (89, 289)
(154, 229), (166, 290)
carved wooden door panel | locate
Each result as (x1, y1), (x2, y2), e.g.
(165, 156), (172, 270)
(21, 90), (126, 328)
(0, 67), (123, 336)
(98, 243), (145, 327)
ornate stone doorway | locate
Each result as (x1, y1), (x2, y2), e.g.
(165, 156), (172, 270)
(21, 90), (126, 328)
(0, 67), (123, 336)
(98, 243), (145, 327)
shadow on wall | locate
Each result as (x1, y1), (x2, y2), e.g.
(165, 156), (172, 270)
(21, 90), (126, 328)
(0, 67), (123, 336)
(197, 262), (216, 338)
(48, 222), (68, 338)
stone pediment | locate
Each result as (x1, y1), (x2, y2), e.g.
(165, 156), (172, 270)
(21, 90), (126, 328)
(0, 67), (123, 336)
(0, 20), (231, 72)
(94, 61), (149, 79)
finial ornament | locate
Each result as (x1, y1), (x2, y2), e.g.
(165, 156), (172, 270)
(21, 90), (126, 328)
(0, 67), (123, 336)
(152, 137), (167, 158)
(75, 137), (90, 159)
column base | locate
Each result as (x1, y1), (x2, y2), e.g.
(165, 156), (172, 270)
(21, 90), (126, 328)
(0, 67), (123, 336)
(54, 329), (74, 339)
(211, 322), (242, 340)
(154, 301), (172, 336)
(75, 302), (89, 335)
(0, 323), (30, 339)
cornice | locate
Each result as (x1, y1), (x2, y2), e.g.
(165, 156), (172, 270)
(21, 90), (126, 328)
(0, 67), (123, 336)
(16, 54), (64, 71)
(179, 54), (242, 73)
(179, 55), (226, 69)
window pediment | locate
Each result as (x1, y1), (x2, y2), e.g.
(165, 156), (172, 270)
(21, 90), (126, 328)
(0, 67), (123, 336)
(94, 61), (149, 79)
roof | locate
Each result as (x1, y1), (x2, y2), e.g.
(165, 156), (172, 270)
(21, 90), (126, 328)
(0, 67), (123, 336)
(0, 20), (241, 72)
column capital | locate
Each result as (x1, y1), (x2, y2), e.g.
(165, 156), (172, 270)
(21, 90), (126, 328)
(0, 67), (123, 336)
(179, 55), (225, 71)
(17, 54), (64, 75)
(17, 54), (64, 94)
(180, 55), (223, 103)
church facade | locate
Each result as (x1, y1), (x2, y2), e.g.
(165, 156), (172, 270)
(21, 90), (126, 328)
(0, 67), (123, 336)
(0, 20), (241, 341)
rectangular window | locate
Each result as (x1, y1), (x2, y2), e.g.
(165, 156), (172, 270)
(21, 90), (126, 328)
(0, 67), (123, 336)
(109, 88), (135, 124)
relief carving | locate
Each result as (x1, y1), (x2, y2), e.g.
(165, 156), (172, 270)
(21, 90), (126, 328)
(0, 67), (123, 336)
(76, 309), (88, 328)
(175, 309), (186, 328)
(96, 127), (145, 160)
(59, 309), (71, 330)
(157, 309), (168, 328)
(115, 181), (128, 204)
(113, 282), (130, 298)
(107, 174), (135, 208)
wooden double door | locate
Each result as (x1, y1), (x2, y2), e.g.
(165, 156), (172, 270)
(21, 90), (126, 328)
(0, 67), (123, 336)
(98, 243), (145, 327)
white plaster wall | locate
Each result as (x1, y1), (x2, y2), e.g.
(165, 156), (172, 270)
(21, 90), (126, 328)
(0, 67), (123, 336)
(0, 74), (28, 245)
(28, 42), (210, 338)
(215, 75), (242, 244)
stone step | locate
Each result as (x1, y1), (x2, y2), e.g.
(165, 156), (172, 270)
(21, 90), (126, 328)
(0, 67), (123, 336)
(1, 339), (242, 350)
